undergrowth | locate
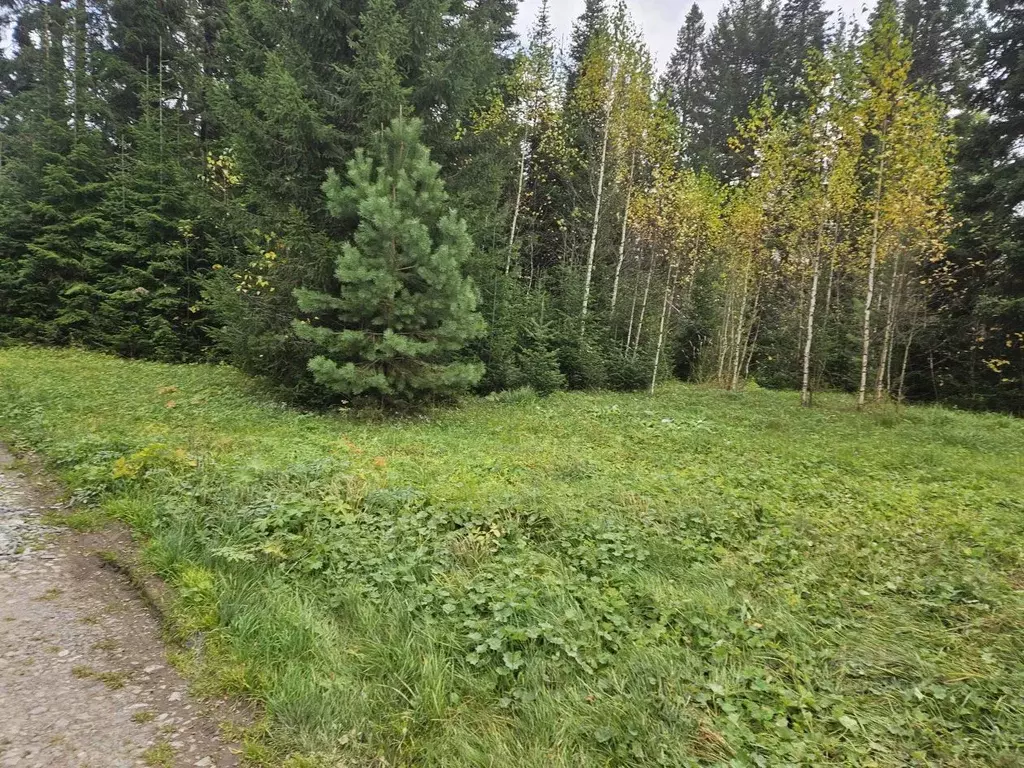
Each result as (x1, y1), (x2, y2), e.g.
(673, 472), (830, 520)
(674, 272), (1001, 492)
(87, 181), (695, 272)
(1, 346), (1023, 766)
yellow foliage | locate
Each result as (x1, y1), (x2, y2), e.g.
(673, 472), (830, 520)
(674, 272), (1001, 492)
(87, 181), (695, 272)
(112, 443), (198, 480)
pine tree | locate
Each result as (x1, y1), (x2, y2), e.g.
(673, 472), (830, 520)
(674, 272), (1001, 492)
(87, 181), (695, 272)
(293, 117), (486, 402)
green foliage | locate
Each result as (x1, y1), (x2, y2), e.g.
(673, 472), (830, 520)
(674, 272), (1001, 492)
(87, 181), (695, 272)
(3, 347), (1024, 765)
(347, 0), (410, 135)
(516, 319), (566, 395)
(934, 0), (1024, 414)
(555, 331), (609, 391)
(292, 118), (486, 403)
(0, 0), (1016, 415)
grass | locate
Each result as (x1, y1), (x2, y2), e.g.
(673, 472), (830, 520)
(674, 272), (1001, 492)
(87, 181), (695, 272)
(1, 346), (1023, 766)
(72, 664), (131, 690)
(141, 741), (175, 767)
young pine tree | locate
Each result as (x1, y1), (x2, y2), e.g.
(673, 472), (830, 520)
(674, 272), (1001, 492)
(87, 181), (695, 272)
(293, 117), (486, 403)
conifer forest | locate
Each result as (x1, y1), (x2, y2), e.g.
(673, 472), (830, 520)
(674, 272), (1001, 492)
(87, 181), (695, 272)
(0, 0), (1021, 411)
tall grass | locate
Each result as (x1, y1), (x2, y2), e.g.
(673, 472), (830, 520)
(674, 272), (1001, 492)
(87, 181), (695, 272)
(1, 346), (1023, 766)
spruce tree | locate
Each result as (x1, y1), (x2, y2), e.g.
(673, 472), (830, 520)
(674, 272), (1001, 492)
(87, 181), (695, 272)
(348, 0), (410, 135)
(568, 0), (607, 90)
(89, 98), (208, 361)
(903, 0), (985, 107)
(517, 317), (566, 395)
(293, 117), (486, 402)
(939, 0), (1024, 409)
(662, 4), (706, 149)
(774, 0), (829, 111)
(693, 0), (782, 179)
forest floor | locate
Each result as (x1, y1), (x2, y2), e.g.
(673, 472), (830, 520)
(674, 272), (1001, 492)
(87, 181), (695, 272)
(0, 346), (1022, 767)
(0, 444), (243, 768)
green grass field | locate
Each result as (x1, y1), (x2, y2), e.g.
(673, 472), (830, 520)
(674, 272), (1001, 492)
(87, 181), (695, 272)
(1, 346), (1023, 767)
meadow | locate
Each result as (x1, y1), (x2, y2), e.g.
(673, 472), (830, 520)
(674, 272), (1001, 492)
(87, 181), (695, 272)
(1, 346), (1022, 767)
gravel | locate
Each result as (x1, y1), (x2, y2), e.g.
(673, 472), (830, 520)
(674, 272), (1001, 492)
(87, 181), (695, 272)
(0, 445), (241, 768)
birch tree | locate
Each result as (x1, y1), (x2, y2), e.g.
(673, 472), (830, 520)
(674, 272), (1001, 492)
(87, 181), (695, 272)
(872, 90), (953, 401)
(632, 166), (722, 392)
(713, 99), (789, 390)
(505, 2), (559, 274)
(789, 52), (861, 406)
(855, 0), (912, 407)
(608, 23), (655, 316)
(570, 2), (649, 332)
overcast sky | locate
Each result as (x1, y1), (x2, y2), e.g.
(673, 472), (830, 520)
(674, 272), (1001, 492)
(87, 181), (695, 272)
(514, 0), (875, 72)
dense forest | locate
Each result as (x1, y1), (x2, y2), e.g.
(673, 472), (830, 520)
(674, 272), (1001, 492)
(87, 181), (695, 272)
(0, 0), (1021, 412)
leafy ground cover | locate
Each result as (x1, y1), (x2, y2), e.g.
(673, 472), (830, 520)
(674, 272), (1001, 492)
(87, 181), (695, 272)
(1, 346), (1022, 767)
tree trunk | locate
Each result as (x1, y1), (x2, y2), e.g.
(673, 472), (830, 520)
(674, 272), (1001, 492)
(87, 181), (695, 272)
(736, 281), (760, 388)
(650, 257), (676, 395)
(73, 0), (86, 135)
(610, 152), (636, 314)
(717, 289), (733, 385)
(158, 36), (165, 168)
(506, 141), (528, 274)
(898, 314), (918, 403)
(795, 267), (808, 365)
(633, 256), (654, 358)
(43, 0), (64, 120)
(730, 259), (753, 391)
(581, 103), (612, 333)
(744, 320), (759, 379)
(800, 238), (823, 407)
(814, 229), (840, 390)
(527, 238), (536, 290)
(875, 252), (902, 402)
(626, 258), (640, 351)
(858, 144), (886, 408)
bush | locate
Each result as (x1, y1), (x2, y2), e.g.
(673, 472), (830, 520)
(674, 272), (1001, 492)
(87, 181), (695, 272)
(517, 319), (566, 395)
(556, 331), (608, 390)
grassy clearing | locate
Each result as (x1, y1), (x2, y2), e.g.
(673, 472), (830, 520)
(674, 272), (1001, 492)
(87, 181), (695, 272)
(1, 346), (1023, 766)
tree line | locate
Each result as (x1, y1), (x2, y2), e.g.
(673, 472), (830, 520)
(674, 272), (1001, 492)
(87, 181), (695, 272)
(0, 0), (1020, 410)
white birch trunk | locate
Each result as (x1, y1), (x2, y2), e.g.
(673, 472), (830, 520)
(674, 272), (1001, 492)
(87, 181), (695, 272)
(581, 102), (613, 333)
(610, 153), (636, 314)
(738, 282), (761, 386)
(730, 260), (753, 391)
(649, 257), (676, 395)
(633, 258), (654, 358)
(626, 260), (640, 351)
(506, 142), (527, 274)
(875, 252), (902, 402)
(717, 289), (733, 385)
(897, 319), (916, 403)
(800, 243), (823, 407)
(858, 146), (886, 408)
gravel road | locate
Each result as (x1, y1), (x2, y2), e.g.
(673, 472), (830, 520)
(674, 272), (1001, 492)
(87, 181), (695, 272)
(0, 445), (241, 768)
